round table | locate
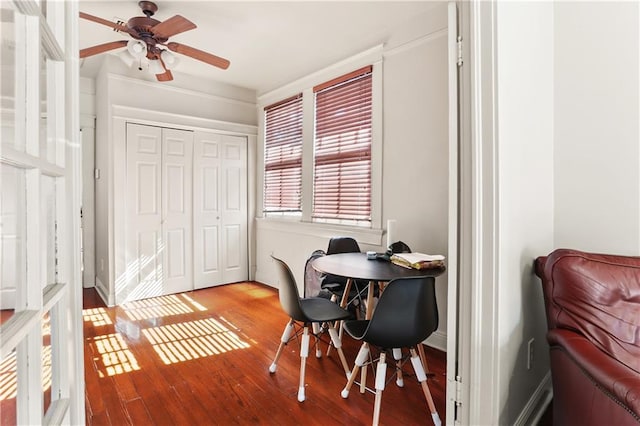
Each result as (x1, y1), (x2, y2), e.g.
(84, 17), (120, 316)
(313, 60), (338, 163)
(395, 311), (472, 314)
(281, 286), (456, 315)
(311, 252), (446, 282)
(312, 252), (445, 316)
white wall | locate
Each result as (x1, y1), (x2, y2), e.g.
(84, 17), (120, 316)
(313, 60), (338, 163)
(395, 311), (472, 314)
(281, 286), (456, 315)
(495, 2), (554, 424)
(554, 2), (640, 254)
(254, 3), (450, 350)
(383, 6), (449, 339)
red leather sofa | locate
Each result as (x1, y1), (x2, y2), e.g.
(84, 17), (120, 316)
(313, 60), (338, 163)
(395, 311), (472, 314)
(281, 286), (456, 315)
(535, 249), (640, 425)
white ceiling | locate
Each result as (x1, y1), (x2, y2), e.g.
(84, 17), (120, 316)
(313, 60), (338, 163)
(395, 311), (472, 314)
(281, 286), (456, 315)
(78, 1), (440, 95)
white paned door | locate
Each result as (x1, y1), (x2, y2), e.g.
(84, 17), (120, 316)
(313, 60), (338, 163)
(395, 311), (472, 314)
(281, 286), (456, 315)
(0, 2), (83, 423)
(193, 131), (248, 288)
(125, 123), (193, 301)
(162, 128), (193, 294)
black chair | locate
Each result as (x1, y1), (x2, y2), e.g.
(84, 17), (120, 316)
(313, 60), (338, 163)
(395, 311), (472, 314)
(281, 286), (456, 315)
(303, 249), (327, 298)
(388, 240), (412, 254)
(340, 276), (441, 426)
(321, 237), (371, 312)
(269, 256), (353, 402)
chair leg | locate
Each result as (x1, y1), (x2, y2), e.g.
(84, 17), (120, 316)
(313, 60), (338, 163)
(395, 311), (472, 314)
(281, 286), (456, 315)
(328, 326), (350, 377)
(312, 322), (322, 358)
(341, 342), (369, 398)
(417, 342), (433, 376)
(392, 348), (404, 387)
(298, 326), (310, 402)
(410, 348), (441, 426)
(269, 319), (294, 373)
(372, 352), (387, 426)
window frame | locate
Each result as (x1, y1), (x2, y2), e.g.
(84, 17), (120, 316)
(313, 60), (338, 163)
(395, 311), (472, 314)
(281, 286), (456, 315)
(257, 47), (383, 234)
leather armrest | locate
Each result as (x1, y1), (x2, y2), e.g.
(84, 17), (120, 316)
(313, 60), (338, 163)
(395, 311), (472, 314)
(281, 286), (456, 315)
(548, 328), (640, 415)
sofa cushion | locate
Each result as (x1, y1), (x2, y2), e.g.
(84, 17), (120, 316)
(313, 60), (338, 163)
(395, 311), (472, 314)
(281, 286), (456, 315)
(549, 328), (640, 418)
(536, 249), (640, 374)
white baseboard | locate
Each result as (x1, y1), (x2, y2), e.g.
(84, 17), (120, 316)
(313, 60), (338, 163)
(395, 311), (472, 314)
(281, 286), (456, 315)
(514, 371), (553, 426)
(94, 278), (110, 306)
(424, 330), (447, 352)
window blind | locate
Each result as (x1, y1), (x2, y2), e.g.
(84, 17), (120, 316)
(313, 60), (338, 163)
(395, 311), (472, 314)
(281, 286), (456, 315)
(263, 94), (303, 213)
(312, 66), (372, 222)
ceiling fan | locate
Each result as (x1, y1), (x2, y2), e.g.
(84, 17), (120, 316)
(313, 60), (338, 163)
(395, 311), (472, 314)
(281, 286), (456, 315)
(79, 1), (230, 82)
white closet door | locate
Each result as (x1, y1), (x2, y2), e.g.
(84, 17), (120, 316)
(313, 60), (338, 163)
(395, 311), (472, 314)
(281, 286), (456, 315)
(193, 132), (222, 287)
(125, 123), (194, 300)
(162, 128), (193, 294)
(126, 123), (163, 300)
(193, 132), (248, 288)
(220, 135), (248, 283)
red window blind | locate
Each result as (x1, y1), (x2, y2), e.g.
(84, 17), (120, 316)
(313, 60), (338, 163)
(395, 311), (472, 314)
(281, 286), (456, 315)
(312, 66), (372, 222)
(264, 94), (303, 213)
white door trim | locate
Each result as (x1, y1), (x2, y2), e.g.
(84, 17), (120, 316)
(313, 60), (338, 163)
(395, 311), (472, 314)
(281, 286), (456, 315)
(445, 2), (461, 424)
(463, 1), (501, 425)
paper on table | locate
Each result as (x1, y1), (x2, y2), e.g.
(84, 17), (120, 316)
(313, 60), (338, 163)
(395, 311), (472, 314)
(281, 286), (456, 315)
(390, 252), (445, 270)
(391, 252), (445, 263)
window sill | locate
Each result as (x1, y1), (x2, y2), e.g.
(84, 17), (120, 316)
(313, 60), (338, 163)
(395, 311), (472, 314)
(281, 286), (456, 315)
(255, 217), (383, 246)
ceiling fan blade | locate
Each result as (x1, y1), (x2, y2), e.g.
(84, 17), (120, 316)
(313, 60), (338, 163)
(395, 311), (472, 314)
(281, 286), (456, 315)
(151, 15), (196, 39)
(155, 56), (173, 82)
(79, 12), (136, 36)
(156, 69), (174, 82)
(80, 40), (128, 58)
(166, 42), (230, 70)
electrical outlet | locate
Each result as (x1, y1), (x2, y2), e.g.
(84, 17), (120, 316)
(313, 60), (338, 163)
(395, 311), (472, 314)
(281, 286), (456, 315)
(527, 338), (535, 370)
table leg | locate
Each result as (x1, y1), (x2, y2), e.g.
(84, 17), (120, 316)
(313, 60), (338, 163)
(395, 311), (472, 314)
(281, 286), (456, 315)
(328, 278), (354, 357)
(360, 280), (376, 393)
(365, 280), (375, 320)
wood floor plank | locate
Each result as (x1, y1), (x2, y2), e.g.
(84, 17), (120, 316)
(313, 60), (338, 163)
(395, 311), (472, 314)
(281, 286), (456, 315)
(123, 397), (154, 425)
(86, 409), (111, 426)
(128, 365), (195, 425)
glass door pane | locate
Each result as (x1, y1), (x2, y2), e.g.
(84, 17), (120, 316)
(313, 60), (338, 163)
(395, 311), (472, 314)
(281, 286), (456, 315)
(0, 164), (26, 321)
(1, 3), (17, 152)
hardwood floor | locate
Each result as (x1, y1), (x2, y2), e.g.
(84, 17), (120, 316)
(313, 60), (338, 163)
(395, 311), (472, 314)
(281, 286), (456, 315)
(82, 282), (447, 425)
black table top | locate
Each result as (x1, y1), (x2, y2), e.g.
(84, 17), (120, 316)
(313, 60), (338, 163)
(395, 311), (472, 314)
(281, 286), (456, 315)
(312, 252), (446, 282)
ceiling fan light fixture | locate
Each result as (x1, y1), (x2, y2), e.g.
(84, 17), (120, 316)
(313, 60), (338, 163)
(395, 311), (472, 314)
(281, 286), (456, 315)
(160, 50), (179, 70)
(127, 39), (147, 58)
(148, 58), (165, 75)
(118, 49), (135, 67)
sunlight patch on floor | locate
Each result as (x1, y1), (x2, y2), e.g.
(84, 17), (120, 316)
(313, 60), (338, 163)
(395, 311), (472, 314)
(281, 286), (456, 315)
(121, 293), (207, 321)
(83, 307), (113, 327)
(90, 333), (141, 377)
(142, 317), (250, 365)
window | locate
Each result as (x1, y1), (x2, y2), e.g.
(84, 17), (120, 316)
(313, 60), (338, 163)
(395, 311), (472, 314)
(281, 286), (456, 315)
(312, 66), (372, 224)
(263, 94), (303, 214)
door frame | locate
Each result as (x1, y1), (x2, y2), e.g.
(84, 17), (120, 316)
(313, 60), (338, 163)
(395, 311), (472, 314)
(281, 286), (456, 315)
(452, 1), (502, 424)
(107, 107), (257, 306)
